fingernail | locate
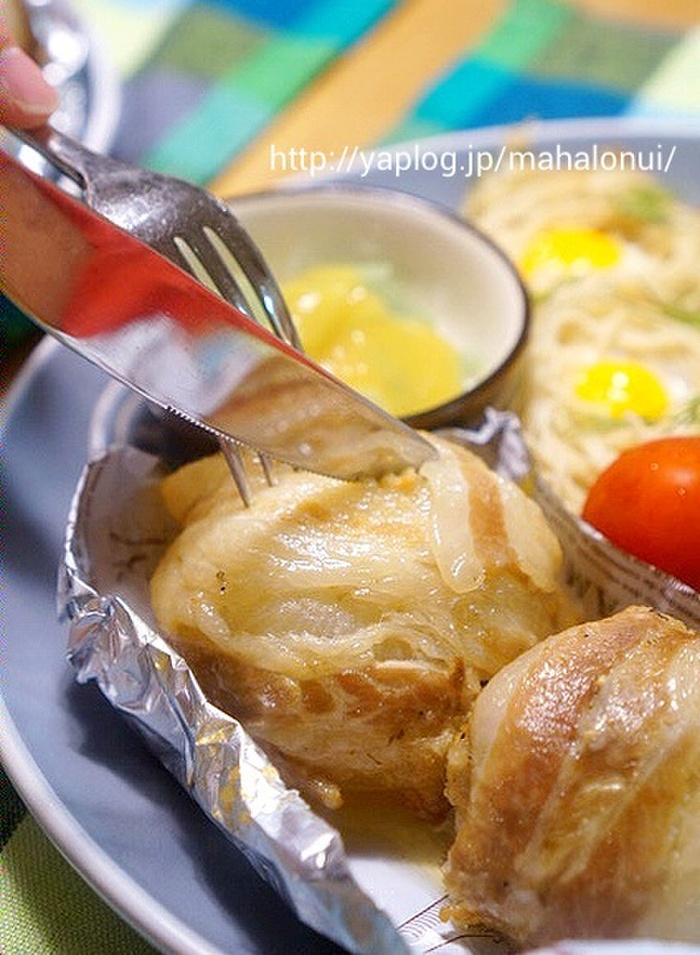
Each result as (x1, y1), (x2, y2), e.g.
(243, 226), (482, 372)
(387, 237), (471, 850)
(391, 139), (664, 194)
(0, 46), (60, 114)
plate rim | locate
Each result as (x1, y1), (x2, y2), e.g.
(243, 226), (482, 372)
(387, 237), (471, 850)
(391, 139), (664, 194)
(0, 695), (223, 955)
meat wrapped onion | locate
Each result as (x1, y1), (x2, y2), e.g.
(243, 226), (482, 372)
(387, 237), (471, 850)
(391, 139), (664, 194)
(149, 434), (576, 817)
(445, 605), (700, 945)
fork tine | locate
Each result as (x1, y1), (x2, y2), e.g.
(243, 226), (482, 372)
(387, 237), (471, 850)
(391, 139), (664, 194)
(219, 438), (252, 507)
(203, 224), (302, 349)
(197, 222), (300, 495)
(172, 233), (255, 320)
(258, 452), (275, 486)
(175, 230), (285, 498)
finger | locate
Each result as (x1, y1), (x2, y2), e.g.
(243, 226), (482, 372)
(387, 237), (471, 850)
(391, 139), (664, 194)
(0, 45), (60, 127)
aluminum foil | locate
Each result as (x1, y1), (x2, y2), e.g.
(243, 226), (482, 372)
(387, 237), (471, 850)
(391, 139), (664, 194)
(60, 441), (408, 955)
(59, 394), (699, 955)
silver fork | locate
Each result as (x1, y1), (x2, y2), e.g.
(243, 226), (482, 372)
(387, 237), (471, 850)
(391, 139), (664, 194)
(11, 124), (302, 503)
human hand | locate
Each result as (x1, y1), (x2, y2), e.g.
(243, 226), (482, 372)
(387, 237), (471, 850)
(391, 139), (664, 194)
(1, 15), (60, 127)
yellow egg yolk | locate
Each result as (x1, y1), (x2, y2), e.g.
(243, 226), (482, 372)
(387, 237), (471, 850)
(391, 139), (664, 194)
(520, 227), (621, 280)
(575, 360), (669, 421)
(282, 264), (463, 418)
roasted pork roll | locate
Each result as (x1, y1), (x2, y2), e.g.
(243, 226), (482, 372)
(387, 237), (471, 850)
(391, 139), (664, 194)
(444, 605), (700, 946)
(150, 433), (577, 817)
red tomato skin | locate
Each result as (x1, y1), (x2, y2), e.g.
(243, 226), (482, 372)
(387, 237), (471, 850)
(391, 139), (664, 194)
(582, 437), (700, 592)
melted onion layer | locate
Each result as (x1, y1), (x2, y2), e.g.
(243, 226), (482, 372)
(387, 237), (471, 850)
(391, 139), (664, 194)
(150, 434), (577, 816)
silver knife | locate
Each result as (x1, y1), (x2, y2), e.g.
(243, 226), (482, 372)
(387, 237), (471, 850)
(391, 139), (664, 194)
(1, 150), (436, 480)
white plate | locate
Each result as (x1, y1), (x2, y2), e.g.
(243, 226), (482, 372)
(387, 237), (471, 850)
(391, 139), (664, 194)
(2, 119), (699, 955)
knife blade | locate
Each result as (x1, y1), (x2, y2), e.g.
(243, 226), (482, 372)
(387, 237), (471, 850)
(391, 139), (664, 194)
(1, 150), (436, 479)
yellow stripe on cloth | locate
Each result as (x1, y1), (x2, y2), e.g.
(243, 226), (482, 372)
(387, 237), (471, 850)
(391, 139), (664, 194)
(632, 25), (700, 114)
(209, 0), (506, 197)
(71, 0), (189, 77)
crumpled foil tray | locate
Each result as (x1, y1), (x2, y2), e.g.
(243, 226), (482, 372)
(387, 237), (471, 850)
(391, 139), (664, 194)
(59, 387), (698, 954)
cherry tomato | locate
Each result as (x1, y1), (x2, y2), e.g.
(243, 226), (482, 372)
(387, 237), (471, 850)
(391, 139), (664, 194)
(582, 436), (700, 592)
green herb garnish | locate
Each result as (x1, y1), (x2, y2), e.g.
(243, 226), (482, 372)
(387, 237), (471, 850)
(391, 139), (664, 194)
(617, 185), (671, 225)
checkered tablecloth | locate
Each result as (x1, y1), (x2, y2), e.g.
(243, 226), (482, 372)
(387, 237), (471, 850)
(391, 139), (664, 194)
(387, 0), (699, 143)
(95, 0), (700, 181)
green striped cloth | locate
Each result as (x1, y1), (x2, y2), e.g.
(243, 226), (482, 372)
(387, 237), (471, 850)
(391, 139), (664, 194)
(387, 0), (700, 144)
(0, 766), (156, 953)
(72, 0), (700, 182)
(75, 0), (399, 182)
(2, 1), (698, 951)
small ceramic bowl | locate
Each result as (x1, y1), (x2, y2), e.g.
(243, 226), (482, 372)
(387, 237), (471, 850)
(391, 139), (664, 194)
(229, 185), (529, 428)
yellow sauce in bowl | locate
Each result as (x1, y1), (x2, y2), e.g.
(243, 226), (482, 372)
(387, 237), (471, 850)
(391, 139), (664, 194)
(282, 264), (464, 418)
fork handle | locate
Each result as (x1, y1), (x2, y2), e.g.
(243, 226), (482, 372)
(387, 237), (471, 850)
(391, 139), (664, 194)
(8, 124), (122, 194)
